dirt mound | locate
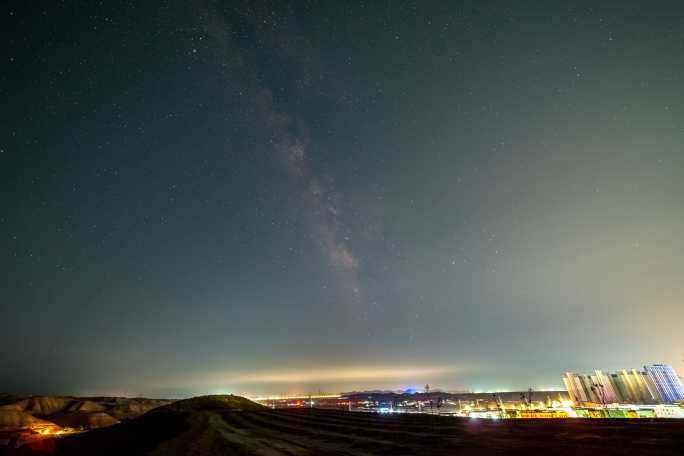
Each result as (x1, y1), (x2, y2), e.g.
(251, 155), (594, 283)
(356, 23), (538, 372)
(22, 397), (74, 416)
(48, 412), (119, 429)
(161, 395), (265, 413)
(107, 399), (173, 420)
(0, 410), (59, 432)
(83, 412), (119, 429)
(0, 400), (29, 413)
(1, 395), (264, 455)
(0, 396), (170, 422)
(0, 395), (173, 447)
(64, 401), (107, 413)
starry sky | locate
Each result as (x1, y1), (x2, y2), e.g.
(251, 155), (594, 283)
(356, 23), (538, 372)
(2, 1), (684, 397)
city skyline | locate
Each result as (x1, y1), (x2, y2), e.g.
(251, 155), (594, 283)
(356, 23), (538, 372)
(564, 363), (684, 405)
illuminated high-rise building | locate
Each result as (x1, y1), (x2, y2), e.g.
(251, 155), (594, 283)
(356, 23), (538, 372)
(644, 364), (684, 403)
(590, 370), (620, 403)
(563, 372), (594, 403)
(612, 369), (661, 404)
(563, 364), (683, 404)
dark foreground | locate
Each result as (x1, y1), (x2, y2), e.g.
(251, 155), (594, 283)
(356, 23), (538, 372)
(3, 396), (684, 455)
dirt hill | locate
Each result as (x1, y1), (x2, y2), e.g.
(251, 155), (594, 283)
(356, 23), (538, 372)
(161, 395), (265, 413)
(0, 395), (173, 436)
(47, 412), (119, 429)
(106, 399), (172, 421)
(5, 395), (266, 455)
(0, 412), (58, 433)
(64, 400), (107, 413)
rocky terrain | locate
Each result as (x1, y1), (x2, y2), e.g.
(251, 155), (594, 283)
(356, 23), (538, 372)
(2, 394), (684, 455)
(0, 395), (173, 449)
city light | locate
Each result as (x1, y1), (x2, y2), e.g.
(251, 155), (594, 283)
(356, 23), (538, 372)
(252, 363), (684, 420)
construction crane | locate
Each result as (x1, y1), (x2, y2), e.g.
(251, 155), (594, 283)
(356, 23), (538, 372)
(520, 387), (534, 408)
(493, 394), (506, 418)
(591, 383), (606, 406)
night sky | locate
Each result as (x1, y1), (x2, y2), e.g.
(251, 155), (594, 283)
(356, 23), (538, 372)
(2, 1), (684, 398)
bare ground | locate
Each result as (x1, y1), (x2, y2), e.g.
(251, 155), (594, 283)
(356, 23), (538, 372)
(3, 397), (684, 455)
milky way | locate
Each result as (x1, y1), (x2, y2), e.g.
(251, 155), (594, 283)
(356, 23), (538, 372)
(2, 1), (684, 397)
